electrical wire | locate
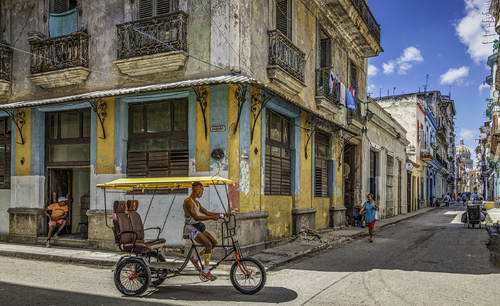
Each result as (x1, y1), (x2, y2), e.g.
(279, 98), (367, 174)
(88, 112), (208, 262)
(82, 0), (244, 77)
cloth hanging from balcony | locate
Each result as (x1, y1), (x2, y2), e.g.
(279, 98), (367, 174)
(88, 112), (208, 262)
(329, 69), (335, 95)
(49, 7), (78, 38)
(339, 82), (346, 107)
(349, 86), (356, 98)
(346, 88), (357, 110)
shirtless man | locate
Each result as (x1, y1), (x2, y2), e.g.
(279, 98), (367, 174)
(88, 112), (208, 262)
(183, 182), (226, 281)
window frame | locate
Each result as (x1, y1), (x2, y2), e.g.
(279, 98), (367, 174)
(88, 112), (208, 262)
(0, 117), (11, 189)
(50, 0), (78, 14)
(276, 0), (292, 40)
(135, 0), (177, 20)
(350, 61), (358, 97)
(314, 131), (329, 198)
(45, 108), (91, 167)
(264, 109), (291, 196)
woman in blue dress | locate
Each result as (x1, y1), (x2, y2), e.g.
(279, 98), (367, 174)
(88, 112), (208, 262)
(359, 193), (379, 242)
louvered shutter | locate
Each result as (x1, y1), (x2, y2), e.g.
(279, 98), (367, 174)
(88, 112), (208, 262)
(139, 0), (154, 19)
(320, 39), (331, 68)
(127, 151), (148, 177)
(157, 0), (171, 15)
(276, 0), (290, 39)
(52, 0), (69, 13)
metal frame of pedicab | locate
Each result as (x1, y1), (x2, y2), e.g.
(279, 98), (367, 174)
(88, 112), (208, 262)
(465, 200), (483, 229)
(97, 176), (267, 296)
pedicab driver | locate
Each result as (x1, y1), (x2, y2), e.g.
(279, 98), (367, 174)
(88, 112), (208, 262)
(183, 181), (226, 281)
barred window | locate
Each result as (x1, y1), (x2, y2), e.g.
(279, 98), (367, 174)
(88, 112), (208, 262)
(127, 99), (188, 179)
(265, 110), (291, 196)
(0, 117), (11, 189)
(315, 132), (329, 197)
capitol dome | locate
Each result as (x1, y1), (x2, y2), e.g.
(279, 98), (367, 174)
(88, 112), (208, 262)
(456, 138), (471, 158)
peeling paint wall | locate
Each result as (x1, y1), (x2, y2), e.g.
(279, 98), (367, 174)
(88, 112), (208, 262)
(96, 97), (115, 175)
(314, 197), (330, 229)
(196, 86), (210, 172)
(15, 108), (31, 176)
(262, 195), (292, 240)
(299, 112), (312, 209)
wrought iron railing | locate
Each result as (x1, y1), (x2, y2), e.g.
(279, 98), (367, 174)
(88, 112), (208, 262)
(349, 0), (381, 44)
(117, 11), (188, 60)
(0, 46), (12, 82)
(268, 30), (306, 83)
(435, 153), (444, 165)
(30, 32), (90, 74)
(315, 68), (337, 103)
(348, 98), (365, 122)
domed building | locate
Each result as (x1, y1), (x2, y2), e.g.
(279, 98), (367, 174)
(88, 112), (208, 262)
(457, 138), (473, 171)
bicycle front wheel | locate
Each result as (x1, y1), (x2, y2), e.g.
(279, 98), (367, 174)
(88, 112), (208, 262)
(114, 258), (151, 296)
(230, 257), (266, 294)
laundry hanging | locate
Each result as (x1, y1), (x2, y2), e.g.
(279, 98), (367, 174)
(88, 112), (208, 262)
(346, 89), (357, 110)
(49, 7), (78, 38)
(339, 82), (346, 107)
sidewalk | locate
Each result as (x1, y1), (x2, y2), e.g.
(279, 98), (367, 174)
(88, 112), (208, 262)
(0, 207), (437, 273)
(486, 208), (500, 226)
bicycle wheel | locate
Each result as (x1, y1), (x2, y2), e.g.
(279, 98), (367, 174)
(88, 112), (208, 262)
(230, 257), (266, 294)
(114, 258), (151, 296)
(148, 251), (166, 287)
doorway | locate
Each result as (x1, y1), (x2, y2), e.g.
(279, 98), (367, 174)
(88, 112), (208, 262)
(407, 172), (412, 213)
(344, 144), (355, 218)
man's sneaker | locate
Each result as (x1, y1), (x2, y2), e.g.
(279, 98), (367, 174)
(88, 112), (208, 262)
(46, 240), (51, 248)
(201, 270), (217, 281)
(54, 233), (59, 240)
(190, 257), (201, 271)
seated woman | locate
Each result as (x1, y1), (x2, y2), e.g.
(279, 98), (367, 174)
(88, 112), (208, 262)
(183, 182), (226, 281)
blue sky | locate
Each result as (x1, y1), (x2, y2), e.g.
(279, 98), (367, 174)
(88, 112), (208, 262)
(368, 0), (497, 163)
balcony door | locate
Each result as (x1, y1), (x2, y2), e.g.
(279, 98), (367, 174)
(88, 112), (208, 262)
(49, 0), (79, 38)
(276, 0), (291, 39)
(319, 29), (331, 68)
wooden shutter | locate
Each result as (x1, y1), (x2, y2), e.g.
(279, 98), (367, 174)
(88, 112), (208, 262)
(157, 0), (171, 15)
(139, 0), (154, 19)
(276, 0), (290, 39)
(52, 0), (69, 13)
(127, 151), (148, 178)
(320, 39), (331, 68)
(170, 149), (189, 176)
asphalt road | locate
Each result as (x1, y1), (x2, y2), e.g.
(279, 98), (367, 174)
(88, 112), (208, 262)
(1, 203), (498, 306)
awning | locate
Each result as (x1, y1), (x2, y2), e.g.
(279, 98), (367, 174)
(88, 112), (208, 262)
(97, 176), (234, 191)
(0, 74), (355, 134)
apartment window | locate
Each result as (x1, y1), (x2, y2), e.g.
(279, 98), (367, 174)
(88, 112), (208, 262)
(276, 0), (291, 39)
(137, 0), (177, 19)
(0, 117), (11, 189)
(350, 61), (358, 97)
(319, 29), (331, 68)
(50, 0), (78, 13)
(265, 110), (291, 196)
(46, 109), (91, 166)
(386, 155), (394, 208)
(315, 132), (329, 197)
(127, 99), (188, 178)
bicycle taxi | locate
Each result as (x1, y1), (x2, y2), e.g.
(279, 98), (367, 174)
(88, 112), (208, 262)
(97, 176), (266, 296)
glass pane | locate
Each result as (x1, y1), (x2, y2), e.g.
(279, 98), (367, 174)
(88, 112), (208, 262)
(283, 120), (289, 144)
(171, 138), (188, 149)
(147, 103), (171, 133)
(150, 139), (170, 151)
(129, 141), (147, 152)
(173, 102), (187, 131)
(271, 146), (280, 157)
(48, 114), (58, 140)
(317, 144), (327, 158)
(48, 144), (90, 162)
(5, 143), (10, 153)
(269, 112), (282, 142)
(82, 109), (91, 138)
(322, 160), (328, 168)
(265, 145), (270, 155)
(282, 149), (290, 159)
(60, 112), (80, 139)
(0, 144), (4, 153)
(315, 159), (322, 168)
(132, 105), (144, 134)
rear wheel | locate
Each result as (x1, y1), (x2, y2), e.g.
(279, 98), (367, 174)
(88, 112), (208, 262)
(148, 251), (166, 287)
(230, 257), (266, 294)
(114, 258), (151, 296)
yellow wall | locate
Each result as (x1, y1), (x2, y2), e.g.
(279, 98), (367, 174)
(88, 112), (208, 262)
(96, 97), (115, 174)
(299, 112), (312, 209)
(262, 195), (292, 240)
(15, 108), (31, 176)
(334, 131), (344, 206)
(314, 197), (330, 229)
(196, 86), (210, 172)
(228, 84), (240, 183)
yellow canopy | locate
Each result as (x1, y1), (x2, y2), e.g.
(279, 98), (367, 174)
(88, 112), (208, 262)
(96, 176), (234, 191)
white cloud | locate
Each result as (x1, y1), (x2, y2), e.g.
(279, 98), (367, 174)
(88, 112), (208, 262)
(383, 61), (396, 75)
(368, 64), (379, 76)
(459, 128), (475, 141)
(455, 0), (495, 64)
(439, 66), (470, 85)
(382, 46), (424, 75)
(478, 83), (490, 94)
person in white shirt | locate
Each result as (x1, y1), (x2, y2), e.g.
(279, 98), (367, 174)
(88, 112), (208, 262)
(444, 193), (451, 207)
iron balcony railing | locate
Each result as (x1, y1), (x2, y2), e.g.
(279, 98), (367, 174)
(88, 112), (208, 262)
(268, 30), (306, 83)
(0, 46), (12, 82)
(349, 0), (381, 44)
(315, 68), (337, 103)
(435, 153), (444, 165)
(117, 11), (188, 60)
(30, 32), (90, 74)
(348, 98), (365, 122)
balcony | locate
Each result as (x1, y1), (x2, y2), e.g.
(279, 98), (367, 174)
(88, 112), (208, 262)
(420, 150), (434, 161)
(315, 68), (340, 115)
(114, 11), (189, 76)
(267, 30), (306, 95)
(347, 98), (365, 129)
(318, 0), (382, 57)
(486, 75), (493, 86)
(0, 46), (12, 101)
(29, 32), (90, 88)
(435, 153), (444, 166)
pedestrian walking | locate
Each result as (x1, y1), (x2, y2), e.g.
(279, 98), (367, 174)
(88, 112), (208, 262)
(359, 193), (379, 242)
(444, 193), (451, 207)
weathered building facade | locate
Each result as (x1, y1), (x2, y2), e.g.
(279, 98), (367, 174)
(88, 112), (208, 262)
(0, 0), (382, 250)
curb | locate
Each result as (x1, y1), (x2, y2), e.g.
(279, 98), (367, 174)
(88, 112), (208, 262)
(0, 250), (116, 267)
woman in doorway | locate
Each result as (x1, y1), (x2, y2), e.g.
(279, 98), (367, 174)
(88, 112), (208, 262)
(359, 193), (379, 242)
